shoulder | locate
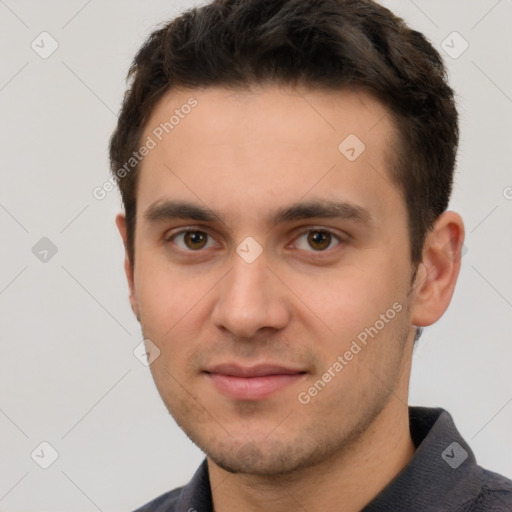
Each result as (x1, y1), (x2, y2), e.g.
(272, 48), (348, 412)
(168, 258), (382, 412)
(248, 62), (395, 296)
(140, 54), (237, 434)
(131, 486), (184, 512)
(458, 467), (512, 512)
(131, 459), (211, 512)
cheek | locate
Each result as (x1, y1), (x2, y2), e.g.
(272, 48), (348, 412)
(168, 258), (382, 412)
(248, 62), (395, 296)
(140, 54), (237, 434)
(135, 250), (195, 314)
(303, 260), (407, 346)
(134, 256), (216, 363)
(134, 257), (184, 339)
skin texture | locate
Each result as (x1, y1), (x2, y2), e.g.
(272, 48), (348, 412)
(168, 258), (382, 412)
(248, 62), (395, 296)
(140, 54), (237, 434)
(116, 85), (465, 512)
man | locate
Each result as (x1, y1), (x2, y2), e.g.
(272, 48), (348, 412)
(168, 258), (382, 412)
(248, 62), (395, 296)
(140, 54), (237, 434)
(109, 0), (512, 510)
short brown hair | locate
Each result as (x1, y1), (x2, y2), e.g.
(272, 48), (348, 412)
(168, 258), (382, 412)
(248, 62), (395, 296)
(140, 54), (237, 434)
(109, 0), (459, 267)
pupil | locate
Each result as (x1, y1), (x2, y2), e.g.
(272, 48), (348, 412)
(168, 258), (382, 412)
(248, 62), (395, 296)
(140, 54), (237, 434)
(187, 232), (205, 248)
(310, 231), (330, 250)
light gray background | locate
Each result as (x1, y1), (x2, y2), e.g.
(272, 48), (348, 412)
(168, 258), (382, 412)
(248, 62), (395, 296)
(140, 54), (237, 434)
(1, 1), (511, 511)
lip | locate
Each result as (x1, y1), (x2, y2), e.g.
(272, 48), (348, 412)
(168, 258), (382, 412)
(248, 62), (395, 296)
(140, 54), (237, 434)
(204, 364), (307, 400)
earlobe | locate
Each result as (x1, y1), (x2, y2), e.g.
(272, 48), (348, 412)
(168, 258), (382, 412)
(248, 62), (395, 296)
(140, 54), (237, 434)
(410, 211), (465, 328)
(115, 213), (140, 322)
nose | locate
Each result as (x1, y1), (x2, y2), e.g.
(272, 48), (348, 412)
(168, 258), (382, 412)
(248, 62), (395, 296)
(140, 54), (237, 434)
(211, 250), (291, 339)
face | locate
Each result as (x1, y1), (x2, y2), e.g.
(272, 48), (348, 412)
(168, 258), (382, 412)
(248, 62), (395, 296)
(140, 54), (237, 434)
(120, 85), (419, 476)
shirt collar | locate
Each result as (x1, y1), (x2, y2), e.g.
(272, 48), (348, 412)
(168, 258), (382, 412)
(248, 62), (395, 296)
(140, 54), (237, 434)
(363, 407), (482, 511)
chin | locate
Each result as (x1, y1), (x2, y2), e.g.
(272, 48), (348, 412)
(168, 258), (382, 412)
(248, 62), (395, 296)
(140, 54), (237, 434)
(200, 433), (331, 477)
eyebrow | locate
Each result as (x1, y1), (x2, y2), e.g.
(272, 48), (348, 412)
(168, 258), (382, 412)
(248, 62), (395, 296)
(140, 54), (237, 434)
(143, 198), (372, 229)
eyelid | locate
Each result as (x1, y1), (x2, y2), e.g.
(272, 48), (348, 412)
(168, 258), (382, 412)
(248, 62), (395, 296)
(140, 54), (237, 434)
(290, 227), (344, 252)
(165, 227), (219, 250)
(164, 226), (346, 253)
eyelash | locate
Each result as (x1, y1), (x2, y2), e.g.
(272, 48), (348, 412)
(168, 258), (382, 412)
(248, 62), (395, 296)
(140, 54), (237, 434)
(165, 228), (344, 256)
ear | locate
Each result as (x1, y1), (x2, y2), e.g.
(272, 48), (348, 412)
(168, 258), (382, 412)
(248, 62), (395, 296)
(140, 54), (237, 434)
(115, 213), (140, 322)
(410, 211), (465, 327)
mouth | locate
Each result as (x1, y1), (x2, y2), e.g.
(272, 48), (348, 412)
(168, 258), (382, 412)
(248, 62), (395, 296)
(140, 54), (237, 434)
(203, 364), (307, 401)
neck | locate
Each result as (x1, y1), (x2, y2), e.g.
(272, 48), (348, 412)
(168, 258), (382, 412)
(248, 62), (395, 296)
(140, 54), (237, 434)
(208, 391), (415, 512)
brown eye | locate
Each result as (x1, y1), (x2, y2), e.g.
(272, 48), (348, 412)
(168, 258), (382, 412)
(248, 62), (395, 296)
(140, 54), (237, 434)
(294, 229), (341, 253)
(307, 231), (332, 250)
(169, 230), (214, 251)
(184, 231), (208, 250)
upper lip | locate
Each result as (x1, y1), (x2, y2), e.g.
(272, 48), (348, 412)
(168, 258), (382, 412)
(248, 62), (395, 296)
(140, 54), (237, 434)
(205, 364), (306, 377)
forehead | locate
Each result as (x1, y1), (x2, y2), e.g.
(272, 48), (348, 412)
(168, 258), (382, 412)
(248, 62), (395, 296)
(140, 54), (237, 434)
(136, 85), (402, 226)
(143, 85), (395, 150)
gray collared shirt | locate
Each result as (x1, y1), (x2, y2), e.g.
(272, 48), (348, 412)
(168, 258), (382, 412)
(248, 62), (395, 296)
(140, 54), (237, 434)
(133, 407), (512, 511)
